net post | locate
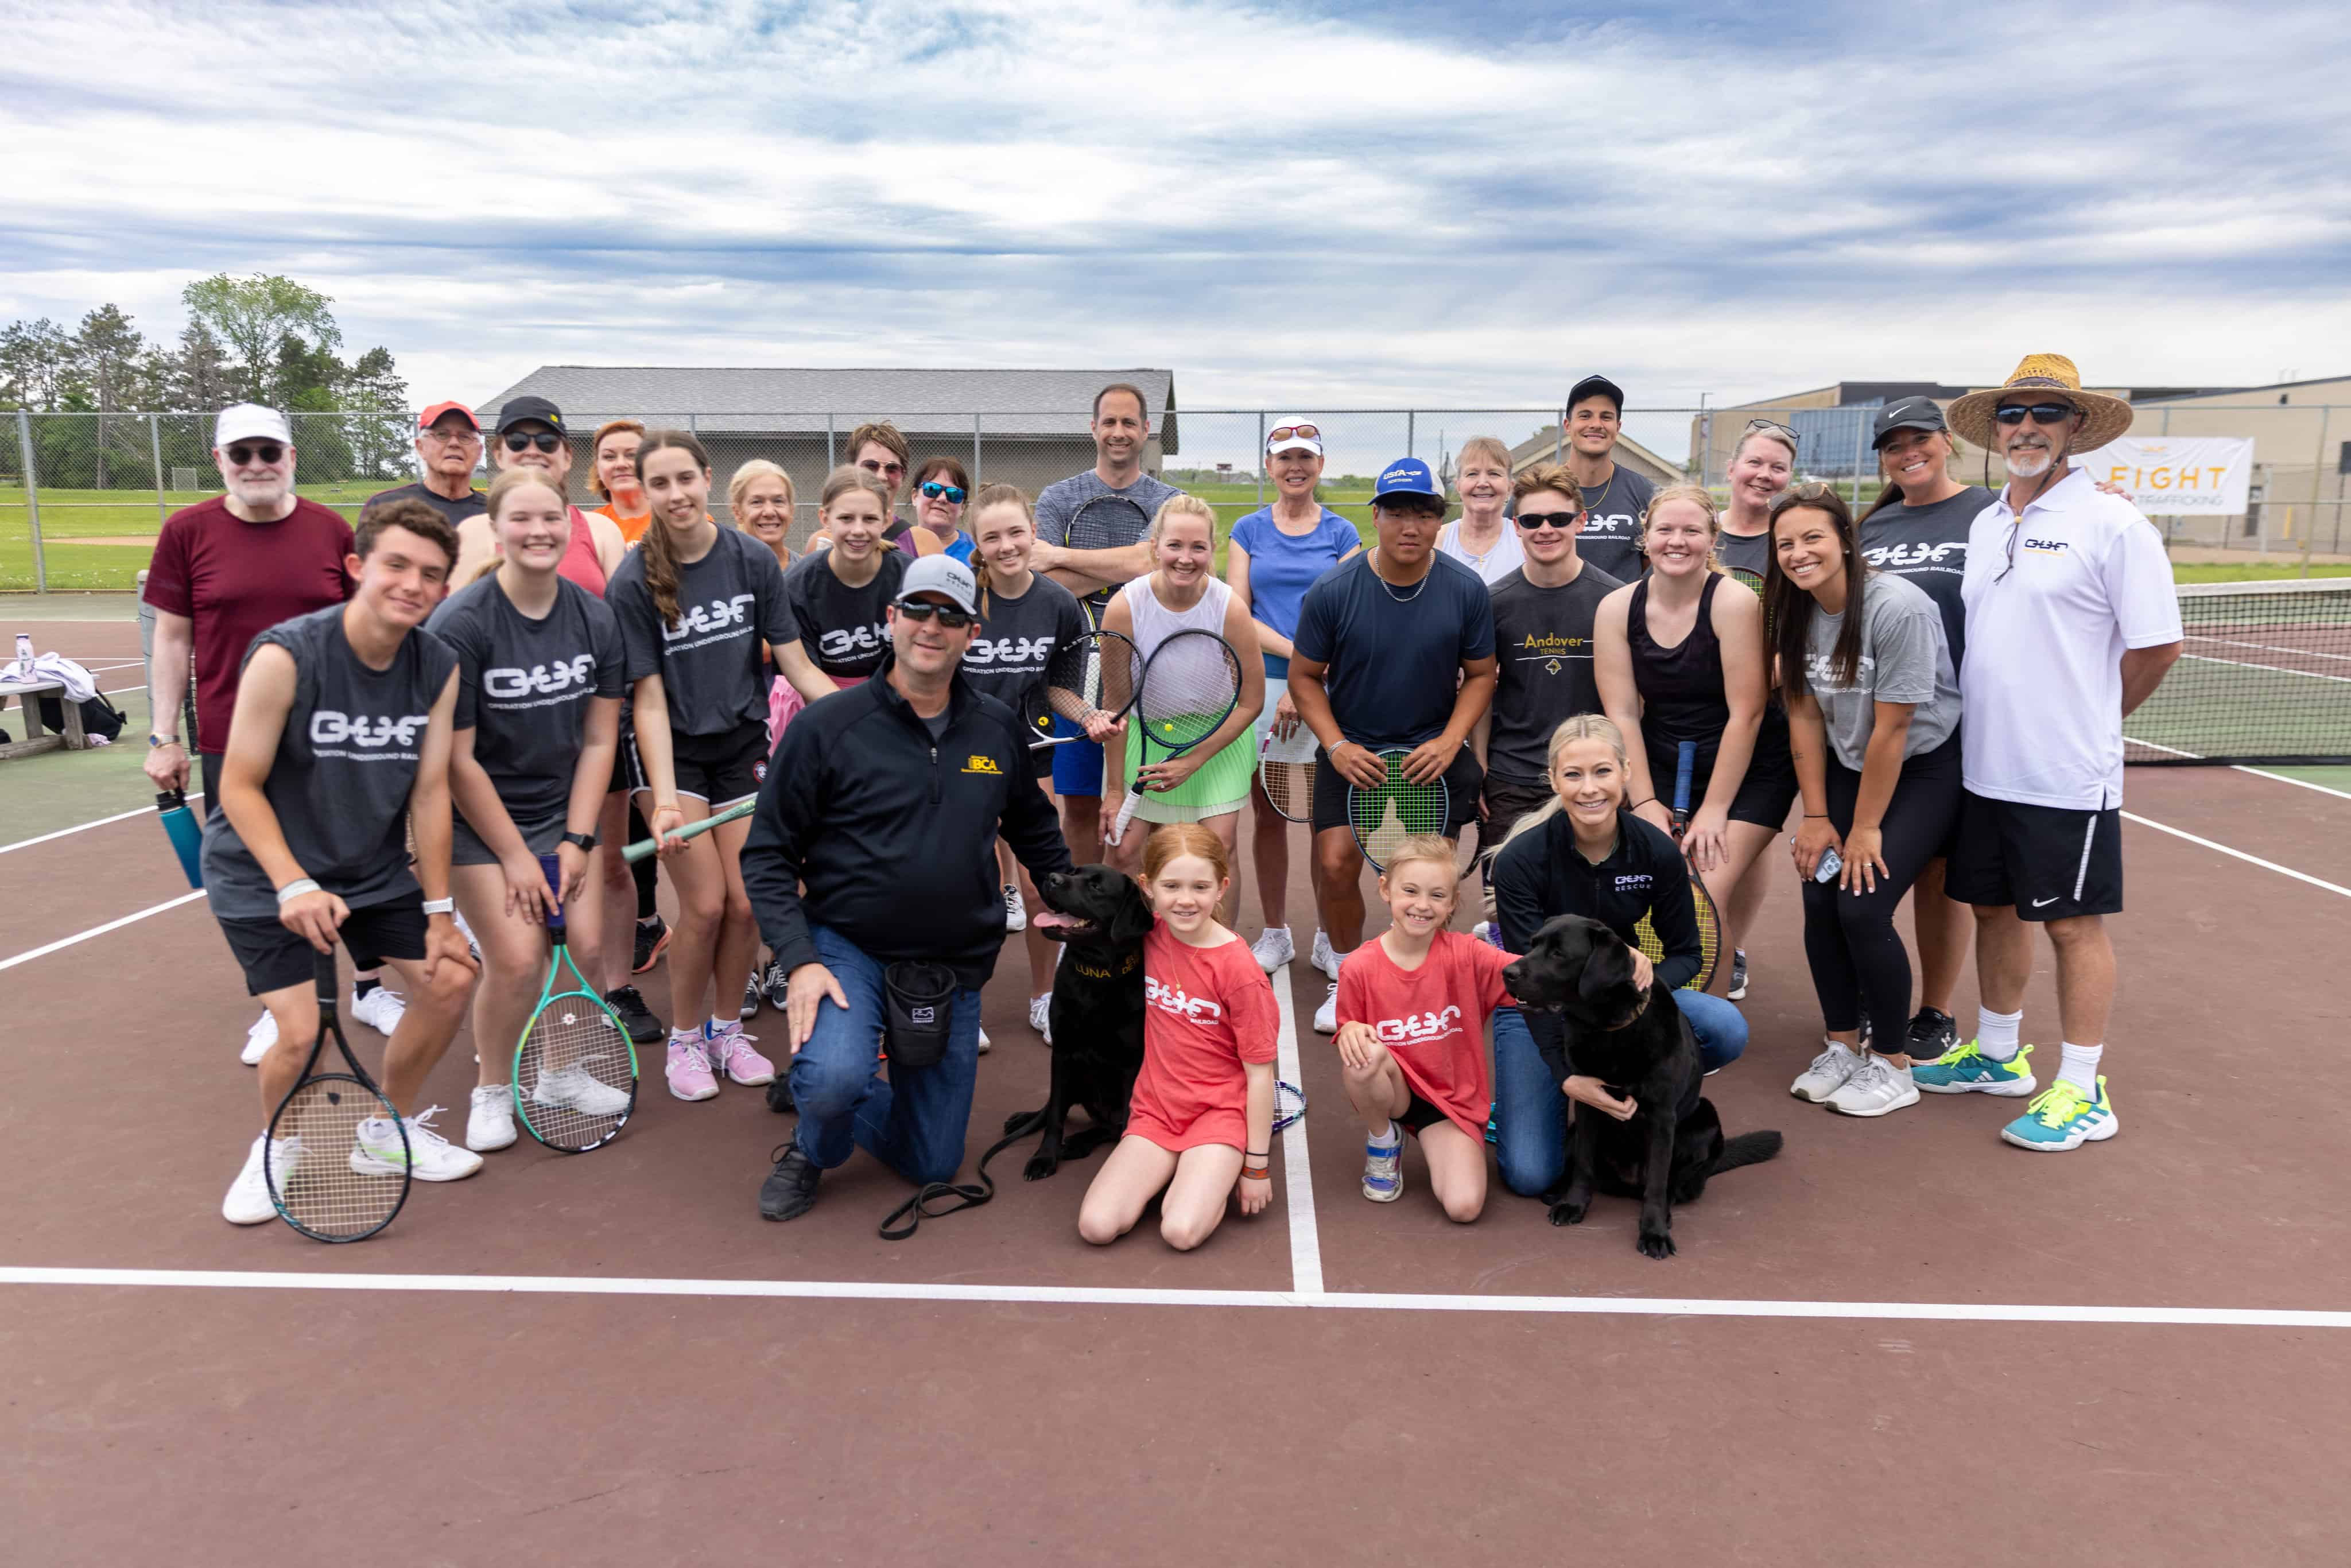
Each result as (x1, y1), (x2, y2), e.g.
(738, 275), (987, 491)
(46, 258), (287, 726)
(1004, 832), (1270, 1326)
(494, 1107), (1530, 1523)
(15, 409), (44, 594)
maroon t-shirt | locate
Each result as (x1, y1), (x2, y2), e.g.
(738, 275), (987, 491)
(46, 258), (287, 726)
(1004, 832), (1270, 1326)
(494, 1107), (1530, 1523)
(141, 496), (355, 753)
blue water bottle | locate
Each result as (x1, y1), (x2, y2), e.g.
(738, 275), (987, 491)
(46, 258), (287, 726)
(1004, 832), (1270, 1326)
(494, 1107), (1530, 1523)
(157, 789), (204, 888)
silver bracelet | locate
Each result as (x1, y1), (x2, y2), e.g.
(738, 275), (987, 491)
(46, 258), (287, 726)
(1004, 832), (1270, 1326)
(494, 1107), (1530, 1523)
(276, 878), (322, 905)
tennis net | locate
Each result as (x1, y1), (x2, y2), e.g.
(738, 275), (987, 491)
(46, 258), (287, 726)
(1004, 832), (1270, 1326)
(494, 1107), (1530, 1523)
(2124, 577), (2351, 766)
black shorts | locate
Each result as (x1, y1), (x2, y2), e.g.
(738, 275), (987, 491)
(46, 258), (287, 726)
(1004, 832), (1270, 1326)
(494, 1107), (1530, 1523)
(216, 893), (429, 998)
(1478, 773), (1555, 870)
(451, 802), (568, 868)
(609, 715), (636, 796)
(1397, 1088), (1449, 1137)
(1943, 789), (2123, 920)
(1647, 709), (1800, 832)
(629, 719), (768, 807)
(1310, 744), (1484, 839)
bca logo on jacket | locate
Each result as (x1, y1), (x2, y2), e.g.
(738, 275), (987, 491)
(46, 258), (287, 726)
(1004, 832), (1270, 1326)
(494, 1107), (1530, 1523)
(1374, 1004), (1465, 1048)
(963, 754), (1002, 776)
(1147, 975), (1223, 1024)
(311, 711), (429, 748)
(484, 655), (598, 700)
(817, 620), (887, 662)
(663, 593), (758, 642)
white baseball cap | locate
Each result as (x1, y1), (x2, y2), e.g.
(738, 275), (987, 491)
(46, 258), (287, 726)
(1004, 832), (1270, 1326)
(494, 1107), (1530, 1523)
(895, 554), (980, 616)
(215, 403), (292, 449)
(1266, 418), (1323, 457)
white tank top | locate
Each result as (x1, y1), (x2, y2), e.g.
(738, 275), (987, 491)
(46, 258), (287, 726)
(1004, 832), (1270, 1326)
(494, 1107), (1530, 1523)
(1119, 572), (1231, 661)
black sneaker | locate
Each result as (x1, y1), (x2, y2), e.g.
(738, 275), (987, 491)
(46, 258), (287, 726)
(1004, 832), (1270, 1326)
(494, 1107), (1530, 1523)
(766, 1074), (796, 1115)
(758, 1143), (820, 1221)
(741, 972), (762, 1019)
(604, 985), (664, 1045)
(1906, 1007), (1958, 1061)
(762, 958), (791, 1012)
(632, 915), (670, 975)
(1727, 948), (1749, 1000)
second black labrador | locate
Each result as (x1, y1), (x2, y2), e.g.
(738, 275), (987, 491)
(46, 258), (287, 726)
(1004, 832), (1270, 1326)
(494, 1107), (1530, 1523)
(1501, 914), (1782, 1259)
(1005, 865), (1154, 1181)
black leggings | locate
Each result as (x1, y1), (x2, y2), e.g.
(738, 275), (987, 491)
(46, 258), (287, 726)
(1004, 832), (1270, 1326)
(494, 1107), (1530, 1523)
(626, 801), (658, 918)
(1801, 734), (1961, 1052)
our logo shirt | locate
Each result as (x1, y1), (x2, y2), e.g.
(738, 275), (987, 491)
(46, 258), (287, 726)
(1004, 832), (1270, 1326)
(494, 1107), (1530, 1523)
(1334, 930), (1515, 1142)
(428, 573), (627, 820)
(1125, 923), (1280, 1152)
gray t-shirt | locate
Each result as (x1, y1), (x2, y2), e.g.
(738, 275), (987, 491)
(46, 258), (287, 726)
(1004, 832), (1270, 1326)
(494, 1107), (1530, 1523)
(961, 573), (1091, 739)
(427, 573), (626, 821)
(1485, 561), (1623, 784)
(606, 526), (797, 736)
(1569, 464), (1655, 584)
(1859, 485), (1992, 672)
(200, 604), (459, 919)
(1799, 570), (1961, 771)
(364, 482), (486, 529)
(1714, 526), (1772, 587)
(1035, 468), (1182, 619)
(782, 547), (906, 681)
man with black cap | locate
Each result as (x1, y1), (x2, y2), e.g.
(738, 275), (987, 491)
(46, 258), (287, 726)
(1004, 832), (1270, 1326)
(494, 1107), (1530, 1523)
(450, 396), (625, 589)
(744, 555), (1076, 1222)
(366, 401), (487, 527)
(1560, 375), (1655, 583)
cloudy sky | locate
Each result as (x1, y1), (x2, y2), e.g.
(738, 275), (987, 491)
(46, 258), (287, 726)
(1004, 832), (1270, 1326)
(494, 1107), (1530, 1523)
(7, 0), (2349, 456)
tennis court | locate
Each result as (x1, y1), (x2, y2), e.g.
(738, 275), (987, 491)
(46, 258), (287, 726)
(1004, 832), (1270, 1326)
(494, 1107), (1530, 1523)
(5, 604), (2350, 1565)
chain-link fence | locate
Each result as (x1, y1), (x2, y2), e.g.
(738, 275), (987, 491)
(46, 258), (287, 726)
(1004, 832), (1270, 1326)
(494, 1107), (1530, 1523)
(6, 402), (2345, 591)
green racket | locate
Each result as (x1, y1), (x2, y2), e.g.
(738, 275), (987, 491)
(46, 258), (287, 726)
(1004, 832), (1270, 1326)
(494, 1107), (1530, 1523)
(513, 853), (638, 1152)
(1347, 747), (1451, 871)
(621, 797), (756, 863)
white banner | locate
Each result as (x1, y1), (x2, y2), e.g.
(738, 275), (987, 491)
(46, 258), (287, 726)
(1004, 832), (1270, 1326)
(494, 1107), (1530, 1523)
(2087, 436), (2255, 515)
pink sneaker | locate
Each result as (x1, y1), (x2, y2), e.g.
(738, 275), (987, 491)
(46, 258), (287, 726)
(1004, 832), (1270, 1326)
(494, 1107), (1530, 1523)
(665, 1032), (719, 1101)
(707, 1020), (777, 1086)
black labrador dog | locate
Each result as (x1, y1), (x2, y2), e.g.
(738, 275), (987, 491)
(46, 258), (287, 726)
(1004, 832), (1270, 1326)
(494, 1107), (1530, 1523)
(1004, 864), (1154, 1182)
(1501, 914), (1782, 1259)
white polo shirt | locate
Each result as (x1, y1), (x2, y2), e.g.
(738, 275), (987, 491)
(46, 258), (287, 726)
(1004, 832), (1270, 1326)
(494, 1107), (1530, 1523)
(1959, 467), (2182, 810)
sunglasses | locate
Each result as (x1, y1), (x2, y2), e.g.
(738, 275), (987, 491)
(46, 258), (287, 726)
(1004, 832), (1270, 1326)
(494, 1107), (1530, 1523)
(920, 481), (967, 504)
(859, 459), (907, 479)
(1995, 403), (2079, 426)
(895, 600), (975, 630)
(1514, 510), (1579, 531)
(1267, 424), (1321, 445)
(1743, 418), (1798, 441)
(224, 442), (285, 465)
(503, 430), (564, 453)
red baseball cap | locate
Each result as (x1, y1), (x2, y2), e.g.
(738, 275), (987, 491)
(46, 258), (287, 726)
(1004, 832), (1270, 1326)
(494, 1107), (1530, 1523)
(417, 401), (479, 433)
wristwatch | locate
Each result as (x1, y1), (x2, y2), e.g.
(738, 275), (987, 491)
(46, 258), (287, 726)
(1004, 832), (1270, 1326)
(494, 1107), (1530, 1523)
(561, 830), (598, 852)
(148, 733), (181, 749)
(421, 897), (456, 915)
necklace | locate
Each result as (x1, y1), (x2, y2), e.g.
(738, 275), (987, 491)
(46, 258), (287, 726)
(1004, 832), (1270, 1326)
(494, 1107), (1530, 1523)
(1372, 550), (1430, 603)
(1585, 465), (1620, 517)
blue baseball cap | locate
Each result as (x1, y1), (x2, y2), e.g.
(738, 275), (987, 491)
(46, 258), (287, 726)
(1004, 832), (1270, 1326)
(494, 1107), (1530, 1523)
(1371, 456), (1445, 508)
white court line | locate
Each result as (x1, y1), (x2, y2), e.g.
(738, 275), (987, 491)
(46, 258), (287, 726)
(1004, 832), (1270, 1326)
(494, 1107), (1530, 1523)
(1, 1265), (2344, 1329)
(1271, 960), (1323, 1297)
(0, 784), (200, 856)
(2127, 740), (2351, 800)
(2124, 812), (2351, 898)
(2179, 651), (2351, 685)
(0, 890), (207, 973)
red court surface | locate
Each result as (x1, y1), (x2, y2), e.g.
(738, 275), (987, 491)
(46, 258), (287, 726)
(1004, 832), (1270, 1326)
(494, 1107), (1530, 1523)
(5, 618), (2349, 1564)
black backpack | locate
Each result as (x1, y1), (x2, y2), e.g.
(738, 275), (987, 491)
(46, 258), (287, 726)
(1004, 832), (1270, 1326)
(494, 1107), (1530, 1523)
(37, 689), (129, 743)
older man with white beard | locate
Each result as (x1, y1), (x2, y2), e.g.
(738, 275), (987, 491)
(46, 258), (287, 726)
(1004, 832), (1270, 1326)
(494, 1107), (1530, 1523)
(1911, 355), (2182, 1156)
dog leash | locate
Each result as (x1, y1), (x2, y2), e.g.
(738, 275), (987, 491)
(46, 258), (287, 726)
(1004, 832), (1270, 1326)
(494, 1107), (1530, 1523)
(876, 1121), (1039, 1241)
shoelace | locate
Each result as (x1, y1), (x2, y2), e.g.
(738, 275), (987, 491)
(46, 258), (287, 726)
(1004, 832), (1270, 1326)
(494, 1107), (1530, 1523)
(404, 1106), (452, 1149)
(1845, 1055), (1894, 1096)
(711, 1028), (760, 1065)
(2027, 1082), (2089, 1127)
(1807, 1044), (1850, 1077)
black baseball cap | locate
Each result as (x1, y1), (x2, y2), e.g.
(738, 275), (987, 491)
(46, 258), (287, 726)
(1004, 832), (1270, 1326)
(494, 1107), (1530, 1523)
(1566, 375), (1625, 415)
(1871, 397), (1947, 449)
(495, 395), (567, 437)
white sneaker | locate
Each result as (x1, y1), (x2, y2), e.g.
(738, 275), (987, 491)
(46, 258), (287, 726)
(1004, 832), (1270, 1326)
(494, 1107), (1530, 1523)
(1827, 1054), (1919, 1118)
(977, 1025), (992, 1055)
(241, 1009), (278, 1066)
(452, 908), (482, 961)
(1311, 929), (1343, 980)
(223, 1132), (297, 1225)
(1313, 981), (1337, 1034)
(1029, 993), (1052, 1043)
(1003, 884), (1027, 932)
(1790, 1041), (1863, 1103)
(533, 1061), (634, 1118)
(350, 984), (408, 1035)
(466, 1085), (517, 1152)
(352, 1107), (483, 1182)
(1251, 926), (1295, 972)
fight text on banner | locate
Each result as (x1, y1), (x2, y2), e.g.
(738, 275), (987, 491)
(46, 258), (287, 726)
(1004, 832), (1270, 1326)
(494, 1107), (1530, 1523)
(2089, 436), (2255, 515)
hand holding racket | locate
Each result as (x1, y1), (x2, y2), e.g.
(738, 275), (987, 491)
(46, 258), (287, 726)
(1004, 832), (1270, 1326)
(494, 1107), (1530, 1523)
(622, 798), (756, 863)
(514, 853), (638, 1152)
(265, 947), (411, 1243)
(1027, 628), (1138, 748)
(1109, 630), (1243, 847)
(1672, 742), (1727, 873)
(1629, 740), (1724, 992)
(1348, 747), (1450, 871)
(1324, 739), (1390, 791)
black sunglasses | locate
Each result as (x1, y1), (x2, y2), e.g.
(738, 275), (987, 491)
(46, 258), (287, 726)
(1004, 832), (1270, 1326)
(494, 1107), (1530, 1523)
(503, 430), (564, 453)
(1995, 402), (2079, 426)
(895, 600), (975, 630)
(920, 481), (967, 504)
(1743, 417), (1798, 441)
(1514, 510), (1579, 531)
(225, 442), (285, 465)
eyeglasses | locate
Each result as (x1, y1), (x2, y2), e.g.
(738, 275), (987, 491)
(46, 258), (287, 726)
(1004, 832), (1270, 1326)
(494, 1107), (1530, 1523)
(1514, 510), (1579, 531)
(503, 430), (564, 453)
(1743, 418), (1798, 441)
(422, 427), (479, 445)
(920, 482), (967, 504)
(1267, 424), (1321, 446)
(224, 442), (285, 465)
(859, 458), (906, 479)
(895, 600), (975, 629)
(1995, 403), (2079, 426)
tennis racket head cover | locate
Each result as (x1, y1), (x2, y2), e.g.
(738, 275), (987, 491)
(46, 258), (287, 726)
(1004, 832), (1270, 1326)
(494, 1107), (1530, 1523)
(265, 948), (411, 1243)
(1110, 630), (1243, 845)
(514, 855), (638, 1152)
(1348, 747), (1451, 871)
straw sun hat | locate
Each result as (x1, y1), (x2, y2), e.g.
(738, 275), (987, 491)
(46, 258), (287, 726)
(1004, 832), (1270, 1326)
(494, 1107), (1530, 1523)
(1947, 354), (2134, 453)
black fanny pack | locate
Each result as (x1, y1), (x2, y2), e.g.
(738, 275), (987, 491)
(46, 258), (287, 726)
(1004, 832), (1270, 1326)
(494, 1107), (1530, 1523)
(882, 961), (957, 1070)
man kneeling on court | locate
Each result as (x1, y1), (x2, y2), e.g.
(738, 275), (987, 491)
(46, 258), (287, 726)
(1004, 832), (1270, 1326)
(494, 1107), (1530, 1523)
(215, 498), (483, 1224)
(743, 557), (1076, 1222)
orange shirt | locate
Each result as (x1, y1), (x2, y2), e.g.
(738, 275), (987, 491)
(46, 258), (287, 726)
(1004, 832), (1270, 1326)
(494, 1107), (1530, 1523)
(597, 502), (652, 547)
(1127, 924), (1279, 1152)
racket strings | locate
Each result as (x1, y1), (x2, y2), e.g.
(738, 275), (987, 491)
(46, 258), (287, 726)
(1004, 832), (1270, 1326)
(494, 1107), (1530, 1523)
(272, 1075), (405, 1240)
(1259, 759), (1314, 822)
(1043, 631), (1135, 724)
(517, 996), (635, 1151)
(1137, 634), (1241, 748)
(1351, 752), (1449, 870)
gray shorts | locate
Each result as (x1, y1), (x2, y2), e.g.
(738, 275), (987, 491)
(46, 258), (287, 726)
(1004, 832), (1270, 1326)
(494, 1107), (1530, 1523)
(451, 802), (571, 867)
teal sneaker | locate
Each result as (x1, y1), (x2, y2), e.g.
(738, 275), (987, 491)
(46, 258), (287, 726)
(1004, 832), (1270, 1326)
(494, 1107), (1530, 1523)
(1914, 1040), (2037, 1097)
(2000, 1077), (2118, 1152)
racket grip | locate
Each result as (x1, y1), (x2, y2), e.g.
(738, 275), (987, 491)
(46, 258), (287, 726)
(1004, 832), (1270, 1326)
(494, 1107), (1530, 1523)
(313, 948), (339, 1006)
(1674, 741), (1697, 817)
(1109, 787), (1144, 847)
(537, 852), (567, 933)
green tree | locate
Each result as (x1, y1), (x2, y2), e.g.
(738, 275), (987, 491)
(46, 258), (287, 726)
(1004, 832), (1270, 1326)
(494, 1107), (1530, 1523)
(0, 318), (81, 411)
(342, 346), (412, 480)
(158, 321), (235, 413)
(180, 273), (341, 406)
(73, 305), (156, 488)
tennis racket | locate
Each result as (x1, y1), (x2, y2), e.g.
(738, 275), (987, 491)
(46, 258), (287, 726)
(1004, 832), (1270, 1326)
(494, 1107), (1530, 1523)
(514, 853), (638, 1152)
(1631, 740), (1724, 991)
(1348, 747), (1451, 871)
(621, 798), (756, 863)
(1108, 630), (1244, 846)
(1065, 493), (1154, 620)
(264, 948), (411, 1243)
(1027, 628), (1140, 748)
(1257, 754), (1314, 821)
(1274, 1078), (1308, 1132)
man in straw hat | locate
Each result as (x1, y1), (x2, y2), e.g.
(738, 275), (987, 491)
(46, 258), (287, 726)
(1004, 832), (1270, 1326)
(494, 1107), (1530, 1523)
(1910, 355), (2181, 1152)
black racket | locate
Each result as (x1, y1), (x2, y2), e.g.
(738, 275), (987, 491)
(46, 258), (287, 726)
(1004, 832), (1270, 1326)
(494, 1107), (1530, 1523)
(1348, 747), (1450, 871)
(1029, 628), (1140, 748)
(1109, 629), (1244, 845)
(265, 948), (412, 1243)
(1065, 493), (1154, 622)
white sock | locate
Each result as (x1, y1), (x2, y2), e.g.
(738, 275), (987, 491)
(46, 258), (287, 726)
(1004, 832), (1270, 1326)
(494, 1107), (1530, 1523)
(670, 1026), (701, 1046)
(2057, 1041), (2102, 1095)
(1266, 924), (1290, 940)
(707, 1015), (733, 1036)
(1367, 1120), (1400, 1150)
(1976, 1007), (2023, 1061)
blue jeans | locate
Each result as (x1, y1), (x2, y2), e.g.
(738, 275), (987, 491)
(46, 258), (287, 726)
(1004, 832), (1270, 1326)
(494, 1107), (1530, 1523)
(787, 926), (982, 1187)
(1491, 993), (1748, 1198)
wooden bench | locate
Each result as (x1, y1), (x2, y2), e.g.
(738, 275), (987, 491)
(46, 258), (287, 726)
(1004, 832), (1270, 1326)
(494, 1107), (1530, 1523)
(0, 676), (89, 762)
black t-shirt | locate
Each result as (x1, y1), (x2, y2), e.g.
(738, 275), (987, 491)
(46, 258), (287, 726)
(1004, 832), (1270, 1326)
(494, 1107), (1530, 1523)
(782, 548), (907, 682)
(1859, 486), (1991, 671)
(1570, 465), (1655, 584)
(365, 482), (486, 527)
(1293, 553), (1496, 748)
(1486, 561), (1623, 784)
(606, 526), (797, 736)
(1714, 526), (1771, 587)
(428, 573), (626, 821)
(961, 574), (1091, 741)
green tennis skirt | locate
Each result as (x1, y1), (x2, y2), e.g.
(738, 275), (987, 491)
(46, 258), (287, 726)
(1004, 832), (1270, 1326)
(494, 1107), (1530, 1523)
(1120, 722), (1255, 824)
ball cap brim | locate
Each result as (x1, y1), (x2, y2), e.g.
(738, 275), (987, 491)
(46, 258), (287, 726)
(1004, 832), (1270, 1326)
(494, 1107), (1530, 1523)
(214, 402), (292, 449)
(895, 554), (980, 616)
